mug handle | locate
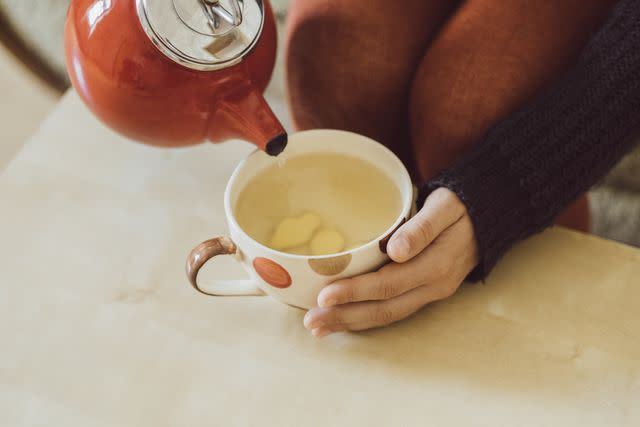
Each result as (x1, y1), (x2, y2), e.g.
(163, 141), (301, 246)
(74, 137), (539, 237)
(186, 237), (265, 297)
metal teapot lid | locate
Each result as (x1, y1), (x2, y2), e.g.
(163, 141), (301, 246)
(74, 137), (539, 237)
(136, 0), (265, 71)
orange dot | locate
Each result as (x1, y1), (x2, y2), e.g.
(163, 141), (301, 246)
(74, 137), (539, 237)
(253, 257), (292, 289)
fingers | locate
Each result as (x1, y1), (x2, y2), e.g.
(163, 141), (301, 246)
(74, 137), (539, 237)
(310, 214), (480, 335)
(317, 237), (456, 307)
(306, 281), (455, 334)
(317, 268), (417, 309)
(387, 188), (465, 263)
(318, 207), (472, 308)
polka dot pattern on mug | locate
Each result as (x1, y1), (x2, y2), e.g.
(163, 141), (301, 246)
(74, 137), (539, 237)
(253, 257), (292, 288)
(308, 254), (352, 276)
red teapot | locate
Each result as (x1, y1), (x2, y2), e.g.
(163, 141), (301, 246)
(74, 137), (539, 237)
(65, 0), (288, 155)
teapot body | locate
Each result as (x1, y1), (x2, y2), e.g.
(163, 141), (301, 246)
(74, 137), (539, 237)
(65, 0), (286, 152)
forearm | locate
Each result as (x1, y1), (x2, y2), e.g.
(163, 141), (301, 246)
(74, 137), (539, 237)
(419, 0), (640, 280)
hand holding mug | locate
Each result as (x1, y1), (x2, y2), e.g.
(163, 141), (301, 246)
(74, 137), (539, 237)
(305, 188), (480, 337)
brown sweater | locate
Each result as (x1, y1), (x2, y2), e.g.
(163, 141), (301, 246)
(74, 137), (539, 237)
(419, 0), (640, 280)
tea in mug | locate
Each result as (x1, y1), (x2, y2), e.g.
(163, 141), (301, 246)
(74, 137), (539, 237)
(235, 153), (402, 255)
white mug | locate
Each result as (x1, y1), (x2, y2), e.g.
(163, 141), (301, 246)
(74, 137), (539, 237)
(186, 130), (414, 309)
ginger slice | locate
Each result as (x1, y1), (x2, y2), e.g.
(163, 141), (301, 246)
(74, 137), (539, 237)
(310, 229), (345, 255)
(270, 213), (321, 250)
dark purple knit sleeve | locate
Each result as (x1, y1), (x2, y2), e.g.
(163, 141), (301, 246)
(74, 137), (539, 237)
(419, 0), (640, 281)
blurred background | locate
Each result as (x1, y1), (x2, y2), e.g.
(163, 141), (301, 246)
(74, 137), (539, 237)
(0, 0), (638, 246)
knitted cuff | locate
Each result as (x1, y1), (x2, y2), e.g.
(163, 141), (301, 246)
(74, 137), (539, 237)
(417, 140), (554, 282)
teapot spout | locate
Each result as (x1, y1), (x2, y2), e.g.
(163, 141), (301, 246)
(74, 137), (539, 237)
(265, 133), (288, 156)
(210, 81), (288, 156)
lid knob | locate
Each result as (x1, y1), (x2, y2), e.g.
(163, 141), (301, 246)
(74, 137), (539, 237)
(200, 0), (243, 27)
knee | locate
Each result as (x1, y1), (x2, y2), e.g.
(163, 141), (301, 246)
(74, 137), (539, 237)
(284, 0), (407, 133)
(408, 78), (473, 180)
(284, 1), (338, 129)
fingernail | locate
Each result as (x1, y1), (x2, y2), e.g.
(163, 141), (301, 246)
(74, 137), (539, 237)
(303, 312), (312, 328)
(319, 298), (337, 308)
(308, 320), (325, 330)
(304, 313), (323, 330)
(389, 234), (409, 257)
(312, 327), (332, 338)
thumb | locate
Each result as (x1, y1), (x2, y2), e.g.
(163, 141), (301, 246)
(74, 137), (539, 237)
(387, 188), (465, 263)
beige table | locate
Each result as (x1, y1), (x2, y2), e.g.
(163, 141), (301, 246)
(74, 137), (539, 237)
(1, 92), (639, 427)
